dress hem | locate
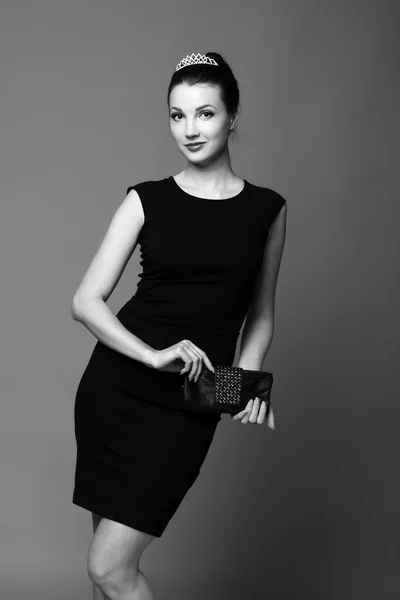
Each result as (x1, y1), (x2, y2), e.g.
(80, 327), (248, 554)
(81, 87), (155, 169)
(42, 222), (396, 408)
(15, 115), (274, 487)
(72, 493), (164, 538)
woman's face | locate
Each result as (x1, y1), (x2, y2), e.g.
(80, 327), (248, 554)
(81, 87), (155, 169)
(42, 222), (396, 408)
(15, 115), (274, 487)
(169, 82), (233, 163)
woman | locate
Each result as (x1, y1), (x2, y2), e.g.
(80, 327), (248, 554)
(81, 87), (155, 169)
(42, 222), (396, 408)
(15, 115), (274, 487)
(71, 51), (287, 600)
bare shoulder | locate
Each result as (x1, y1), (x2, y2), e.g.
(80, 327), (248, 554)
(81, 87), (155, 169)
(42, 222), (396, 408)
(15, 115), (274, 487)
(71, 187), (146, 307)
(120, 187), (145, 228)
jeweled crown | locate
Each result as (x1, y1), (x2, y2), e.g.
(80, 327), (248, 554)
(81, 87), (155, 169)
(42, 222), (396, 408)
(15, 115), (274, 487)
(175, 53), (219, 72)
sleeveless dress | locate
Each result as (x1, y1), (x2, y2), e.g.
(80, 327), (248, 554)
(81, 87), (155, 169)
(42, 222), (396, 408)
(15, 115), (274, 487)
(72, 175), (286, 537)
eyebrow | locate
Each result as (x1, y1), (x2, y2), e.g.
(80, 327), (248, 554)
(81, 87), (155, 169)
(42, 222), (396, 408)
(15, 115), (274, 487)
(170, 104), (217, 111)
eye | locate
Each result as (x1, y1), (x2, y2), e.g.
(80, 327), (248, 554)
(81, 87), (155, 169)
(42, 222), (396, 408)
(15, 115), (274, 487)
(170, 111), (215, 121)
(200, 111), (214, 119)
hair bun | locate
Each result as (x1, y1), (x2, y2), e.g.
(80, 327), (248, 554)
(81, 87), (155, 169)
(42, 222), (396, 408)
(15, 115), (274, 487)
(205, 51), (226, 66)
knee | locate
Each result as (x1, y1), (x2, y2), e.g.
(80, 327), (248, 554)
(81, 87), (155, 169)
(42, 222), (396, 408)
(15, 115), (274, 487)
(87, 556), (107, 586)
(88, 560), (138, 596)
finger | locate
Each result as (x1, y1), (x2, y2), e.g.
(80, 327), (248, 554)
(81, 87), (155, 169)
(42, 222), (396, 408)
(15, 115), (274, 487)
(200, 351), (215, 373)
(176, 346), (191, 375)
(231, 399), (253, 421)
(240, 408), (252, 424)
(177, 346), (198, 379)
(267, 405), (275, 430)
(248, 397), (260, 423)
(257, 400), (267, 425)
(181, 341), (203, 380)
(185, 349), (200, 380)
(185, 341), (214, 375)
(241, 400), (254, 424)
(186, 340), (203, 381)
(231, 410), (246, 422)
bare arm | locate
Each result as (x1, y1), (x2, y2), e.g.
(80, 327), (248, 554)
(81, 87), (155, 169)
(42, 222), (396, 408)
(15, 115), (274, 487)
(237, 202), (287, 370)
(71, 189), (155, 368)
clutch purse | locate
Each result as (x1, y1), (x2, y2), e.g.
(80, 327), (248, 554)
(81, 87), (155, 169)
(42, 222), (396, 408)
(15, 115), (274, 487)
(182, 364), (273, 415)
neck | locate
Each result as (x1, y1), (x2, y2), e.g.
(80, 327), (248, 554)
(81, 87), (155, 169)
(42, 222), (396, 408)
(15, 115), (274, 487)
(182, 147), (238, 191)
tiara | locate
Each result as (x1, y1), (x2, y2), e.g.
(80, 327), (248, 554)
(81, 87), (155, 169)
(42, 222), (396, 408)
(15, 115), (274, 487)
(175, 53), (219, 72)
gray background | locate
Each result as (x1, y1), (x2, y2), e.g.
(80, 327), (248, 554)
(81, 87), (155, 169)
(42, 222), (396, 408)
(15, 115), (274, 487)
(1, 1), (398, 599)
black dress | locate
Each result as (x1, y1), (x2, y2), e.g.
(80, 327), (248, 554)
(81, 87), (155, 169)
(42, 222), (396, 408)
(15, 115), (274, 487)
(72, 175), (286, 537)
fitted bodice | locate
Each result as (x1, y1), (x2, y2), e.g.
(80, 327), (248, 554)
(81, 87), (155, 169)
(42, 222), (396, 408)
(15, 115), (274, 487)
(114, 175), (286, 364)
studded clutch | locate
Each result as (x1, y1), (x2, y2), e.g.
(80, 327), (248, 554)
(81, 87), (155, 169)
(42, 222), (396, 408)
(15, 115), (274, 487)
(182, 364), (273, 415)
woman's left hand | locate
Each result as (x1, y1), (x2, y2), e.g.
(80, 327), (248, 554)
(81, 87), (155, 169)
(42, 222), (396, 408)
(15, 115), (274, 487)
(231, 397), (275, 429)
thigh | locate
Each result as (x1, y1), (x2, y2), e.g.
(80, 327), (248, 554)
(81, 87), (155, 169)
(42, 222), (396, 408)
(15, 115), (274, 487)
(88, 515), (156, 577)
(92, 512), (102, 533)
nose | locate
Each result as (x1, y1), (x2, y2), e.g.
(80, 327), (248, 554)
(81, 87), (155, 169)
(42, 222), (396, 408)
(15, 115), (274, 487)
(184, 118), (200, 139)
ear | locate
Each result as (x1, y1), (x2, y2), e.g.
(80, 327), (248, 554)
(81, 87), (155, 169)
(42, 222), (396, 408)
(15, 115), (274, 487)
(230, 112), (239, 130)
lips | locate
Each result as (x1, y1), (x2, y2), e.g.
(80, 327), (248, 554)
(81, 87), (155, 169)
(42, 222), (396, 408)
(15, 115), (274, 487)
(185, 142), (206, 148)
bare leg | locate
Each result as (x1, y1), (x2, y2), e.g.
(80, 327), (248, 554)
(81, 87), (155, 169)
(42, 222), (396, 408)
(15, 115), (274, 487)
(88, 512), (156, 600)
(93, 581), (106, 600)
(92, 513), (106, 600)
(99, 569), (154, 600)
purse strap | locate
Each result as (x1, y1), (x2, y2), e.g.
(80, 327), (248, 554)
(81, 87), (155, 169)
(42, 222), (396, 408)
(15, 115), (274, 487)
(214, 365), (243, 406)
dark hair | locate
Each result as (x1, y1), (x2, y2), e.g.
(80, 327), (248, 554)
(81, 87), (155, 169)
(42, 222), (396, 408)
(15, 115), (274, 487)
(167, 52), (240, 135)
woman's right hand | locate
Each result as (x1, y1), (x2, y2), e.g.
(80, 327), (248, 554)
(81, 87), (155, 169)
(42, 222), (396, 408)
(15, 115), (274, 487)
(150, 339), (215, 382)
